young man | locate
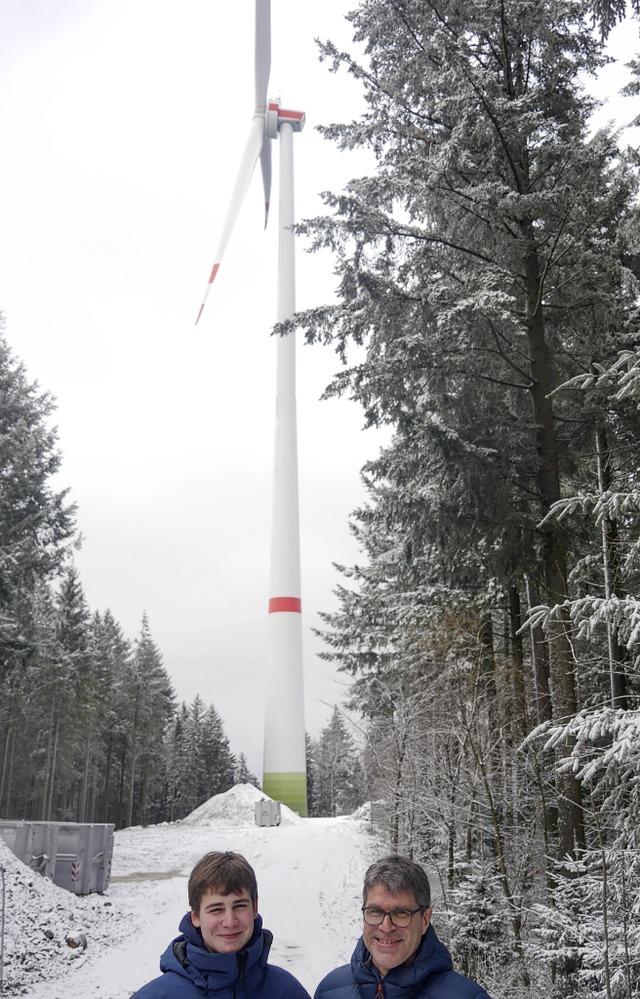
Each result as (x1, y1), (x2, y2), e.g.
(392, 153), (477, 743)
(132, 850), (310, 998)
(315, 855), (492, 999)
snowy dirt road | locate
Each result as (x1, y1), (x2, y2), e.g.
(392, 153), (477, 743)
(6, 787), (380, 998)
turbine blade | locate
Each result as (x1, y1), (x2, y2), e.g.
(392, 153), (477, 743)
(260, 140), (272, 229)
(255, 0), (271, 111)
(196, 116), (265, 324)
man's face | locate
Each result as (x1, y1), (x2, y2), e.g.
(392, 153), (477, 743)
(191, 887), (257, 953)
(362, 885), (431, 976)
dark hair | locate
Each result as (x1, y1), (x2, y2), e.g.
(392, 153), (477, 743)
(363, 855), (431, 909)
(188, 851), (258, 911)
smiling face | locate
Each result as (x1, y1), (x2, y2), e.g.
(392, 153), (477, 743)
(191, 887), (258, 953)
(362, 885), (432, 977)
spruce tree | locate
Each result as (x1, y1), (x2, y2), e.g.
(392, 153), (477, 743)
(0, 318), (76, 667)
(0, 319), (76, 816)
(296, 0), (640, 862)
(124, 613), (175, 826)
(311, 707), (366, 816)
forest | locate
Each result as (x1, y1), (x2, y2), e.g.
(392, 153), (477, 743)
(287, 0), (640, 996)
(3, 0), (640, 995)
(0, 332), (363, 829)
(0, 322), (258, 823)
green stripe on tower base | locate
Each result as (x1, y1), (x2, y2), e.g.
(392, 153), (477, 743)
(263, 772), (308, 817)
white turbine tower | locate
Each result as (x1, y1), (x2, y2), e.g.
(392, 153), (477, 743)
(196, 0), (308, 816)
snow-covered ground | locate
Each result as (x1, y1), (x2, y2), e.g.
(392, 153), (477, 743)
(0, 786), (381, 997)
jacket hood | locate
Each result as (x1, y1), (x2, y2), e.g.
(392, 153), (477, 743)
(159, 912), (272, 994)
(351, 924), (453, 997)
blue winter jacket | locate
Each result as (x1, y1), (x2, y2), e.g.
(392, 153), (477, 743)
(131, 912), (311, 998)
(315, 925), (491, 999)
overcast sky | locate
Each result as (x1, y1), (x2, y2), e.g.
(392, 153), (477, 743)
(1, 2), (638, 777)
(0, 0), (381, 777)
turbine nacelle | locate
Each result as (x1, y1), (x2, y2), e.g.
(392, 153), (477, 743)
(265, 99), (306, 139)
(196, 97), (305, 323)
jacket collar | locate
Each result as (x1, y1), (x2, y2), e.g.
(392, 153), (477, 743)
(351, 924), (453, 997)
(160, 913), (272, 992)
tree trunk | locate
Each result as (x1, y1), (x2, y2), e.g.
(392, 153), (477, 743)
(101, 729), (113, 823)
(525, 576), (552, 724)
(42, 701), (57, 821)
(127, 686), (141, 828)
(478, 611), (500, 737)
(116, 749), (127, 829)
(522, 234), (585, 857)
(45, 714), (60, 821)
(80, 719), (93, 822)
(0, 716), (15, 814)
(127, 740), (138, 829)
(596, 423), (628, 708)
(508, 586), (528, 737)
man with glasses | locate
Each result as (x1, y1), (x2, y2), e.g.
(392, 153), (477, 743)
(315, 855), (491, 999)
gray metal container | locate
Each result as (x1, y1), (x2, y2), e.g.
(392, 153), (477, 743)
(254, 799), (281, 826)
(0, 821), (114, 894)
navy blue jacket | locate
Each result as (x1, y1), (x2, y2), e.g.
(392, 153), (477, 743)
(132, 912), (311, 998)
(315, 925), (491, 999)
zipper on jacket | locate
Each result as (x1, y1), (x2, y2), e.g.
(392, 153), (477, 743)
(375, 980), (384, 999)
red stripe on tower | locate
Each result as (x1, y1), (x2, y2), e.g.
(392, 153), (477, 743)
(269, 597), (302, 614)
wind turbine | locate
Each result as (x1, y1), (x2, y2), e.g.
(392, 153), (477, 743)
(196, 0), (308, 817)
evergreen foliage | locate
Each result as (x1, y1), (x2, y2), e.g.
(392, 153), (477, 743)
(3, 1), (640, 987)
(308, 706), (366, 816)
(533, 851), (640, 998)
(305, 732), (317, 816)
(444, 860), (515, 991)
(0, 317), (244, 828)
(234, 752), (260, 789)
(292, 1), (640, 994)
(161, 696), (238, 821)
(0, 317), (76, 683)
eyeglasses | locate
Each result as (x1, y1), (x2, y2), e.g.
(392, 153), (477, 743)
(361, 906), (424, 928)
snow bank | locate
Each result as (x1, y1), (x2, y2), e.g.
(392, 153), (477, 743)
(349, 801), (372, 821)
(2, 786), (377, 998)
(0, 838), (134, 995)
(0, 788), (302, 994)
(180, 782), (304, 827)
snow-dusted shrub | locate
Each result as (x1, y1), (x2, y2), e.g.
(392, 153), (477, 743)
(532, 850), (640, 999)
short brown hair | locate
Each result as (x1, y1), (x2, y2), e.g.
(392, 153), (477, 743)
(188, 852), (258, 911)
